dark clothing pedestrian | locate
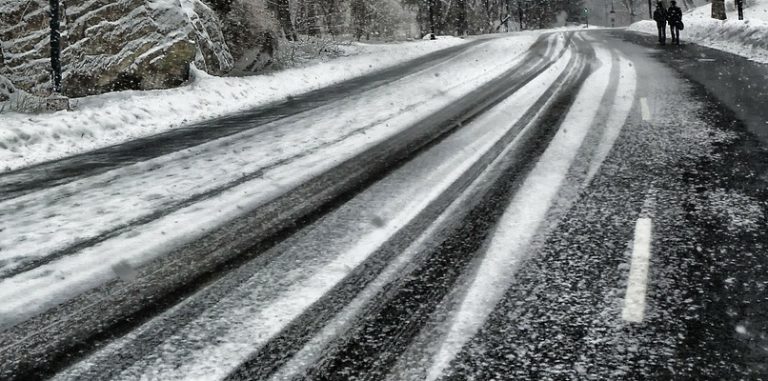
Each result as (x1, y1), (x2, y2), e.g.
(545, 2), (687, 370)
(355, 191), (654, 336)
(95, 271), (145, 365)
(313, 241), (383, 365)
(668, 5), (683, 24)
(668, 4), (683, 44)
(653, 6), (668, 44)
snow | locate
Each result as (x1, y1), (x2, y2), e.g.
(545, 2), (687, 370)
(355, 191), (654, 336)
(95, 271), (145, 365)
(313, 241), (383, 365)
(585, 55), (638, 184)
(628, 0), (768, 63)
(268, 37), (579, 381)
(55, 32), (567, 380)
(0, 33), (546, 329)
(0, 36), (466, 173)
(426, 42), (638, 380)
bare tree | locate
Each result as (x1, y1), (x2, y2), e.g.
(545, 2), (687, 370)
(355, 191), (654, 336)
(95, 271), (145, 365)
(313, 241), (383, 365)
(296, 0), (322, 36)
(269, 0), (298, 40)
(620, 0), (637, 23)
(711, 0), (727, 19)
(456, 0), (468, 35)
(315, 0), (346, 36)
(350, 0), (369, 40)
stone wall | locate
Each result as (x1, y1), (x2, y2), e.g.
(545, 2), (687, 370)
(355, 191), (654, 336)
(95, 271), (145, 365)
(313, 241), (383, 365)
(0, 0), (234, 98)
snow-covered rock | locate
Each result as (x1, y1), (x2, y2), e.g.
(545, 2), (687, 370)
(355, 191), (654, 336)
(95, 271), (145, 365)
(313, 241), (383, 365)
(180, 0), (234, 75)
(0, 1), (53, 97)
(215, 0), (280, 74)
(0, 0), (233, 98)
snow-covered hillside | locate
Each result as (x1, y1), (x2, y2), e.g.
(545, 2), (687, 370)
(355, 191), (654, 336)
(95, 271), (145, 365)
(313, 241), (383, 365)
(628, 0), (768, 63)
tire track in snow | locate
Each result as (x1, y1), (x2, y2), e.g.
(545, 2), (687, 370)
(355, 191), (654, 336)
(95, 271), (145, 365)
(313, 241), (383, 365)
(424, 42), (638, 381)
(0, 34), (569, 381)
(0, 34), (562, 283)
(0, 101), (436, 281)
(290, 36), (592, 381)
(0, 40), (493, 202)
(233, 38), (585, 381)
(50, 36), (580, 381)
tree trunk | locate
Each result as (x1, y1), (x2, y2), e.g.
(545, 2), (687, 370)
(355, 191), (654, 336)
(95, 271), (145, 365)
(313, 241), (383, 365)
(297, 0), (320, 36)
(351, 0), (366, 41)
(628, 0), (635, 23)
(711, 0), (727, 20)
(647, 0), (652, 19)
(428, 0), (437, 39)
(456, 0), (468, 35)
(48, 0), (62, 93)
(275, 0), (297, 41)
(317, 0), (342, 37)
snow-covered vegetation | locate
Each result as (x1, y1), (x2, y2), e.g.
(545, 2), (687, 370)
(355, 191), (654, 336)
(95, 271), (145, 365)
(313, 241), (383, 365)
(628, 0), (768, 63)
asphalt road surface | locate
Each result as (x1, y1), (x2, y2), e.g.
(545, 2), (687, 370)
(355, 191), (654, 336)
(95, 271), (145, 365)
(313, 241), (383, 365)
(1, 29), (767, 380)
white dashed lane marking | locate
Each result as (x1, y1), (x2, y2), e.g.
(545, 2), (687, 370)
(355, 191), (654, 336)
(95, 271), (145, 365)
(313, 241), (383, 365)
(640, 97), (651, 121)
(622, 187), (656, 323)
(622, 217), (653, 323)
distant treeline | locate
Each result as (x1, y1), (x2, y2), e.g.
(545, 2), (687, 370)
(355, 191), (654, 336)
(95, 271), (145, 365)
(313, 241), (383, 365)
(403, 0), (587, 36)
(208, 0), (586, 41)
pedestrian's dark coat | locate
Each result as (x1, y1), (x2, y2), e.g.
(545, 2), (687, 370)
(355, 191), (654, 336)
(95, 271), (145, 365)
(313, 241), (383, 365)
(653, 7), (668, 25)
(668, 5), (683, 24)
(668, 3), (683, 44)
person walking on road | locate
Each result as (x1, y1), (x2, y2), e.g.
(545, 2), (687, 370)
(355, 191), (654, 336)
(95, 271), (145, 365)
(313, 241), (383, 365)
(653, 1), (668, 45)
(668, 0), (683, 45)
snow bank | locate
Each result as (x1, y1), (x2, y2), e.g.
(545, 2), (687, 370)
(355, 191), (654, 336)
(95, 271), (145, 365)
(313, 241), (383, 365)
(628, 0), (768, 63)
(0, 37), (465, 173)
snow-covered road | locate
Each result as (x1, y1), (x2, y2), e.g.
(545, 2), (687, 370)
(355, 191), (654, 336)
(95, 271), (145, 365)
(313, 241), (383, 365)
(3, 28), (768, 381)
(0, 33), (550, 328)
(51, 34), (582, 381)
(0, 36), (471, 172)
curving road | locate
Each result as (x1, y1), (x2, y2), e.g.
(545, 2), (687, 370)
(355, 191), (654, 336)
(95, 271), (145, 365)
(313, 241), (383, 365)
(1, 29), (767, 380)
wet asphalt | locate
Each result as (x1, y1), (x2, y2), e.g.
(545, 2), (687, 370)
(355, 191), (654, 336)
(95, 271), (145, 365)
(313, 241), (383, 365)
(438, 31), (768, 380)
(2, 30), (768, 380)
